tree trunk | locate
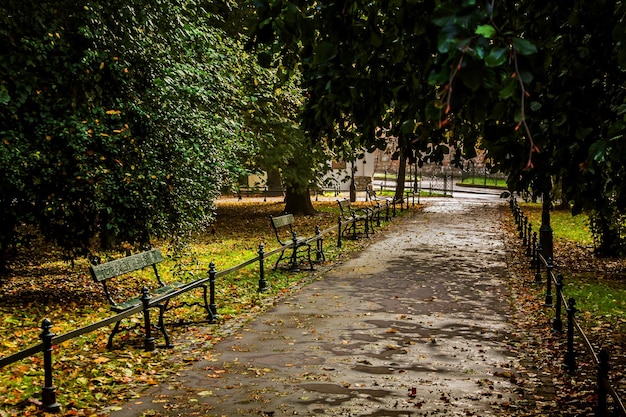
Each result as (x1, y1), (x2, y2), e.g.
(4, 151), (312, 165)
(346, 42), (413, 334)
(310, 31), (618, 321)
(266, 167), (283, 197)
(557, 177), (570, 210)
(284, 187), (317, 215)
(394, 151), (407, 202)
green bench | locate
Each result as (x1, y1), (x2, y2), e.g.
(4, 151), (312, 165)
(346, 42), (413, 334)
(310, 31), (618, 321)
(89, 249), (210, 349)
(269, 214), (314, 271)
(337, 198), (371, 239)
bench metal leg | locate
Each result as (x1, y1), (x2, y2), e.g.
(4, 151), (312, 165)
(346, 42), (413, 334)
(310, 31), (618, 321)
(200, 284), (215, 323)
(107, 320), (123, 349)
(306, 245), (314, 270)
(156, 304), (173, 348)
(290, 245), (300, 271)
(316, 238), (325, 262)
(274, 249), (286, 270)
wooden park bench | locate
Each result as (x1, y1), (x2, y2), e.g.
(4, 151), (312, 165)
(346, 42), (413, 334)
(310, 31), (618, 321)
(269, 214), (315, 271)
(366, 187), (394, 221)
(337, 198), (371, 239)
(89, 249), (211, 349)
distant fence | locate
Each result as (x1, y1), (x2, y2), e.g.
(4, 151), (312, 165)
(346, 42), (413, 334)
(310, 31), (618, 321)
(510, 197), (626, 417)
(459, 166), (507, 187)
(0, 202), (408, 413)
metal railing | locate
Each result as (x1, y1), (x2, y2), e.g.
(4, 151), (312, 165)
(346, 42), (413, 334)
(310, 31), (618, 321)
(510, 197), (626, 417)
(0, 202), (402, 413)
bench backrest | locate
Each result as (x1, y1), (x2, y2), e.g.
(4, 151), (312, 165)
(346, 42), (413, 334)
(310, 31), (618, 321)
(270, 214), (295, 246)
(337, 199), (353, 218)
(89, 249), (165, 306)
(90, 249), (163, 282)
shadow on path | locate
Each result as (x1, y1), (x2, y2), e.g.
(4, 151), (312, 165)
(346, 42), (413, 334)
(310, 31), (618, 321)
(111, 195), (523, 417)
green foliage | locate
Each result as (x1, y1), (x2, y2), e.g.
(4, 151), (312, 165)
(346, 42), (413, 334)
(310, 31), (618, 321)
(249, 0), (445, 164)
(0, 0), (255, 265)
(249, 0), (626, 255)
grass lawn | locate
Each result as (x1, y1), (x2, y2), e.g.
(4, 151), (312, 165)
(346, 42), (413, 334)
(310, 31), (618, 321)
(457, 176), (508, 188)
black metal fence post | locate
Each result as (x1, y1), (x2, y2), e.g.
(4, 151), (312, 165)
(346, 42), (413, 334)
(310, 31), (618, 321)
(522, 216), (528, 244)
(597, 349), (610, 417)
(258, 243), (267, 292)
(540, 192), (554, 261)
(526, 223), (532, 257)
(534, 242), (543, 283)
(290, 231), (299, 271)
(208, 262), (219, 320)
(141, 287), (156, 352)
(315, 225), (325, 262)
(545, 257), (554, 307)
(531, 232), (538, 269)
(41, 319), (61, 413)
(553, 274), (564, 332)
(337, 216), (343, 248)
(564, 297), (577, 371)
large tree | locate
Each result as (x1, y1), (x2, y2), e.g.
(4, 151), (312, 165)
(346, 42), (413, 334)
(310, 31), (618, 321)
(429, 1), (626, 254)
(250, 0), (626, 255)
(0, 0), (254, 269)
(240, 62), (332, 215)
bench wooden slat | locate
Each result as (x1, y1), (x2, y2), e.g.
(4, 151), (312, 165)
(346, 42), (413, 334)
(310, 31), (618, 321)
(90, 249), (163, 282)
(110, 283), (182, 313)
(270, 214), (294, 229)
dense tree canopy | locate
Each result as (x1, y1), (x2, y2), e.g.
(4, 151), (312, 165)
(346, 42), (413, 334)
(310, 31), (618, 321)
(250, 0), (626, 254)
(0, 0), (255, 267)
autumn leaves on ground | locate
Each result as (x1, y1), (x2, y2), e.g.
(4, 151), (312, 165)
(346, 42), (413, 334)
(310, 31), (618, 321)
(0, 199), (377, 416)
(1, 198), (625, 416)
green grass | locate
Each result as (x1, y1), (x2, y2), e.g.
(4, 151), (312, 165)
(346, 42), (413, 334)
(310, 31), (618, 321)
(458, 176), (508, 188)
(565, 277), (626, 319)
(519, 202), (593, 246)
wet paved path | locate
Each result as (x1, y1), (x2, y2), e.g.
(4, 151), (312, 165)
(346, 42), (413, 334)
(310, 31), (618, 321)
(112, 194), (521, 417)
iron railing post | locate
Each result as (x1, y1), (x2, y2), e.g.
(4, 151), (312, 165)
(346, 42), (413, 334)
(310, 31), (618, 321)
(41, 319), (61, 413)
(564, 297), (577, 371)
(526, 223), (533, 257)
(540, 191), (554, 261)
(531, 232), (538, 269)
(208, 262), (219, 320)
(258, 243), (267, 292)
(141, 287), (156, 352)
(290, 231), (299, 270)
(315, 225), (325, 262)
(545, 257), (554, 307)
(337, 216), (343, 248)
(553, 274), (564, 332)
(534, 242), (543, 283)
